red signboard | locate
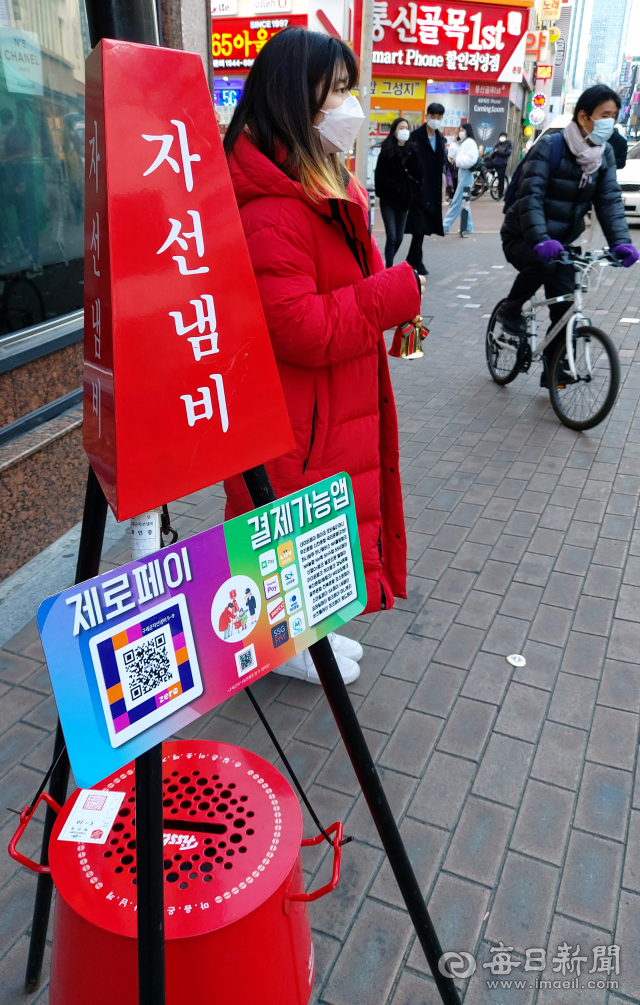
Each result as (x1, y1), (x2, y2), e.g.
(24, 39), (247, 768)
(84, 40), (294, 520)
(354, 0), (531, 81)
(212, 14), (308, 70)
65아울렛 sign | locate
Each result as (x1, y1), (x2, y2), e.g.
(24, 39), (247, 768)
(38, 475), (365, 787)
(83, 40), (293, 520)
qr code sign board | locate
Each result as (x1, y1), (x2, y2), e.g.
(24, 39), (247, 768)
(298, 514), (357, 626)
(235, 643), (257, 678)
(89, 595), (203, 748)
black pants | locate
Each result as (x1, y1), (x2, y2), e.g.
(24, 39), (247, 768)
(496, 164), (507, 198)
(502, 261), (575, 363)
(406, 232), (425, 271)
(380, 200), (408, 268)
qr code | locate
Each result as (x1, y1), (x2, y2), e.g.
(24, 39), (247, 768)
(122, 635), (173, 701)
(235, 643), (257, 678)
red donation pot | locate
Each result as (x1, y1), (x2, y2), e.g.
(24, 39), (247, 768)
(41, 741), (341, 1004)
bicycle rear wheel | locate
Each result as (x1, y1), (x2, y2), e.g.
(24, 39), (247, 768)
(548, 325), (620, 430)
(486, 299), (521, 385)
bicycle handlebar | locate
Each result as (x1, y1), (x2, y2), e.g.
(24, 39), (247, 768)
(557, 247), (622, 268)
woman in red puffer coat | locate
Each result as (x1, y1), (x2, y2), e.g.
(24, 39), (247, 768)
(223, 28), (423, 685)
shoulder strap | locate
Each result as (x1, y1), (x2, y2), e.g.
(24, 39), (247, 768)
(549, 132), (564, 171)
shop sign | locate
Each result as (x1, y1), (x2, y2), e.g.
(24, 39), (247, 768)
(523, 124), (534, 136)
(211, 0), (238, 15)
(252, 0), (292, 11)
(0, 27), (43, 96)
(38, 473), (366, 787)
(84, 41), (294, 520)
(211, 14), (307, 69)
(371, 76), (426, 100)
(536, 64), (553, 80)
(525, 30), (548, 60)
(468, 92), (508, 144)
(355, 0), (530, 82)
(532, 91), (546, 106)
(541, 0), (561, 20)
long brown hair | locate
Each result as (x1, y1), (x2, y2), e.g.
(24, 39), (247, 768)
(223, 27), (359, 201)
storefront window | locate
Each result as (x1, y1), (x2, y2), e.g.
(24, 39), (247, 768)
(0, 0), (89, 334)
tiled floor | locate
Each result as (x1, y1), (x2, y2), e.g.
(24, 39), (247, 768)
(1, 202), (640, 1003)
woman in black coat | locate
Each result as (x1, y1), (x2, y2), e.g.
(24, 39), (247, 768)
(498, 84), (637, 384)
(375, 118), (423, 268)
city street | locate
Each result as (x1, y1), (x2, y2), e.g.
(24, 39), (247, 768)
(2, 198), (640, 1003)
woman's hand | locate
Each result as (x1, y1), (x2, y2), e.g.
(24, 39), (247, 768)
(419, 275), (426, 295)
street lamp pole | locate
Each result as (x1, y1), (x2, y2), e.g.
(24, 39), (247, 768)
(354, 0), (373, 188)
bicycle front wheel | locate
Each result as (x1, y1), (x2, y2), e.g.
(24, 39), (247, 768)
(548, 325), (620, 430)
(490, 174), (507, 200)
(486, 299), (521, 385)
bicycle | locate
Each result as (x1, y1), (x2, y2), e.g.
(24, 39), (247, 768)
(485, 247), (622, 430)
(470, 164), (509, 201)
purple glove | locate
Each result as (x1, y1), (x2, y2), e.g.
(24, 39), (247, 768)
(534, 240), (564, 263)
(611, 244), (639, 268)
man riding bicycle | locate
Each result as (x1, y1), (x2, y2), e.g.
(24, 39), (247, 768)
(497, 84), (638, 387)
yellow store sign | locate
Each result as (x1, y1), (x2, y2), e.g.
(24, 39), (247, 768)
(370, 77), (426, 111)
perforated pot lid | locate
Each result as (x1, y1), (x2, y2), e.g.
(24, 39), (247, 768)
(49, 740), (303, 939)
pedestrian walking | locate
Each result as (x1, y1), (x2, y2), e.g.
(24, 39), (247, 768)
(486, 130), (512, 198)
(404, 102), (446, 274)
(374, 117), (423, 268)
(497, 83), (638, 386)
(443, 122), (479, 237)
(223, 27), (424, 685)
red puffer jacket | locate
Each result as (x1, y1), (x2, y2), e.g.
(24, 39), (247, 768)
(224, 133), (420, 613)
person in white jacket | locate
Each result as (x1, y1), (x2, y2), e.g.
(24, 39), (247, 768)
(443, 123), (479, 237)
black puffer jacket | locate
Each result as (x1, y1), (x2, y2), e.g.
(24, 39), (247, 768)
(501, 135), (629, 270)
(374, 142), (423, 211)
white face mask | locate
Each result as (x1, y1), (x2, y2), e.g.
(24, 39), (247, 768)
(314, 94), (365, 154)
(458, 131), (467, 141)
(396, 127), (410, 142)
(426, 118), (441, 131)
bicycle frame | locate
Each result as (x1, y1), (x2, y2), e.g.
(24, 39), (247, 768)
(493, 251), (616, 380)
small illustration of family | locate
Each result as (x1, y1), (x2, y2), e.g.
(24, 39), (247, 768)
(217, 588), (258, 639)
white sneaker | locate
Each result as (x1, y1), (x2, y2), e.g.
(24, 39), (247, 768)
(273, 648), (360, 685)
(328, 632), (363, 663)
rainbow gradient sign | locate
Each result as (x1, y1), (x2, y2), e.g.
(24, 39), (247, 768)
(38, 474), (366, 787)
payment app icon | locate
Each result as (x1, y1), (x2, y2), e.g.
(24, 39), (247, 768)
(285, 589), (302, 615)
(266, 596), (285, 625)
(263, 573), (280, 600)
(259, 549), (277, 577)
(271, 623), (289, 648)
(289, 612), (305, 637)
(277, 540), (295, 567)
(282, 565), (298, 591)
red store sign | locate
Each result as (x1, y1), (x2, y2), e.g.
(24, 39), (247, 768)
(211, 14), (308, 69)
(354, 0), (532, 81)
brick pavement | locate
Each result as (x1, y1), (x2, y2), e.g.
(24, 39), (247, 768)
(1, 201), (640, 1003)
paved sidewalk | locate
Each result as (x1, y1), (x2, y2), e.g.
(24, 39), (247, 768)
(1, 201), (640, 1004)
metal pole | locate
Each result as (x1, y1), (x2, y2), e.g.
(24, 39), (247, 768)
(242, 467), (460, 1005)
(135, 744), (166, 1005)
(25, 466), (109, 991)
(354, 0), (373, 188)
(78, 5), (167, 1005)
(342, 0), (350, 41)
